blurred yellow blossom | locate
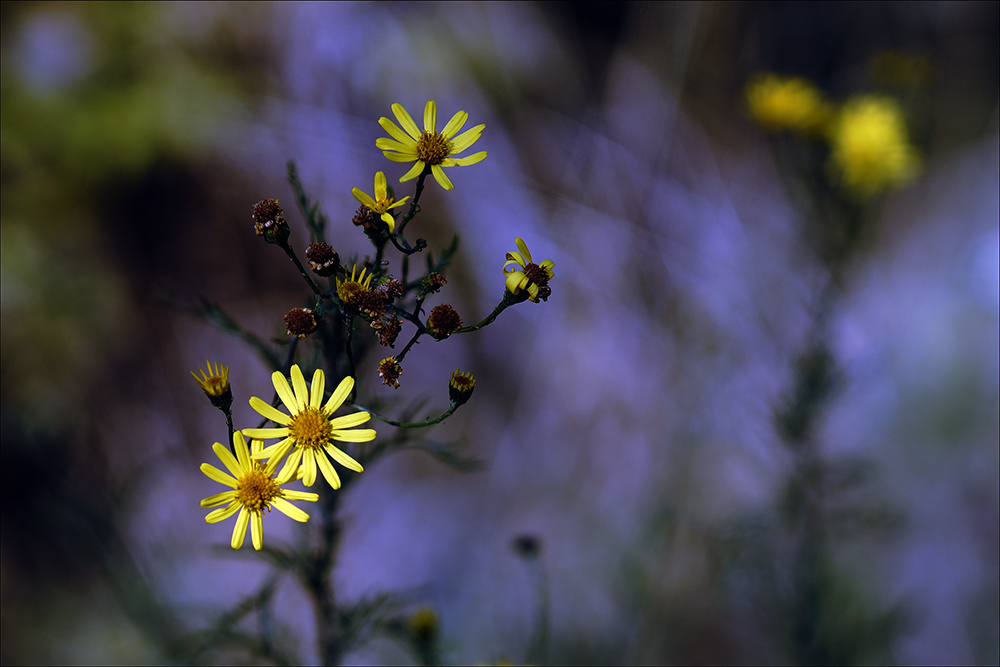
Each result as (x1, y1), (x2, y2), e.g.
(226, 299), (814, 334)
(828, 95), (920, 197)
(746, 73), (832, 134)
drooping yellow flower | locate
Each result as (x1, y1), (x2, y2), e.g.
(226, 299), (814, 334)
(352, 171), (411, 233)
(199, 431), (318, 550)
(376, 100), (487, 190)
(243, 365), (375, 489)
(502, 237), (554, 303)
(828, 95), (920, 198)
(746, 73), (832, 134)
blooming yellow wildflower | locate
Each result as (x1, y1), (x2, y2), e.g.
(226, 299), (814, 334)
(828, 95), (920, 198)
(352, 171), (411, 234)
(502, 237), (554, 303)
(746, 73), (832, 134)
(243, 365), (375, 489)
(199, 431), (318, 550)
(376, 100), (487, 190)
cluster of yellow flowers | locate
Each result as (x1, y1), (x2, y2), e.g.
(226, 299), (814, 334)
(746, 74), (921, 197)
(193, 101), (555, 550)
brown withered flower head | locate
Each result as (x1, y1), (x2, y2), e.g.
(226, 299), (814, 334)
(426, 304), (462, 340)
(284, 307), (318, 337)
(352, 205), (377, 232)
(377, 356), (403, 389)
(305, 241), (340, 277)
(371, 314), (402, 347)
(252, 198), (290, 245)
(420, 272), (447, 297)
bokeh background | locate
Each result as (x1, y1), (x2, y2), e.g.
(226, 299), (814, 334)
(2, 2), (997, 665)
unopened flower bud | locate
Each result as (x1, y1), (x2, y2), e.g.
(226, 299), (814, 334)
(448, 368), (475, 405)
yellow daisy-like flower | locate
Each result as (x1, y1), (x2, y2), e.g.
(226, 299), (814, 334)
(336, 264), (374, 305)
(199, 431), (319, 551)
(745, 73), (832, 134)
(502, 237), (554, 303)
(243, 365), (375, 489)
(376, 100), (487, 191)
(352, 171), (411, 234)
(828, 95), (921, 198)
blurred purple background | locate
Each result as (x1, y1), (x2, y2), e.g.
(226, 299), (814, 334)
(2, 2), (997, 665)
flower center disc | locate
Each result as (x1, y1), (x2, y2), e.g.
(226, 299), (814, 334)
(416, 132), (451, 165)
(236, 468), (280, 512)
(289, 407), (332, 450)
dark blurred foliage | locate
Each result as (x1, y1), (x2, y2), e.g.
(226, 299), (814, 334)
(2, 2), (998, 665)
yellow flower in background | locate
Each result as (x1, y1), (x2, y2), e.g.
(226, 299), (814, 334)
(502, 237), (554, 303)
(352, 171), (410, 233)
(746, 73), (832, 134)
(243, 365), (375, 489)
(828, 95), (920, 198)
(376, 100), (487, 190)
(199, 431), (318, 551)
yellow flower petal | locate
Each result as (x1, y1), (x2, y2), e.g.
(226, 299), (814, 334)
(330, 428), (377, 443)
(374, 171), (388, 200)
(431, 164), (454, 190)
(379, 116), (416, 145)
(251, 511), (264, 551)
(441, 109), (468, 139)
(325, 444), (364, 472)
(328, 411), (371, 430)
(206, 501), (241, 523)
(200, 491), (237, 509)
(450, 125), (485, 153)
(301, 448), (318, 486)
(272, 370), (298, 415)
(424, 99), (437, 133)
(290, 365), (309, 410)
(212, 442), (243, 479)
(324, 376), (353, 413)
(400, 160), (426, 182)
(231, 508), (250, 549)
(392, 103), (422, 140)
(316, 451), (343, 490)
(352, 187), (377, 208)
(272, 497), (310, 522)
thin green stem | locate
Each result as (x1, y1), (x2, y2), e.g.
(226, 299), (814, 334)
(281, 243), (324, 296)
(454, 291), (520, 334)
(352, 401), (457, 428)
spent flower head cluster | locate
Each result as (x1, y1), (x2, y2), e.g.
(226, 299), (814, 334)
(189, 99), (554, 552)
